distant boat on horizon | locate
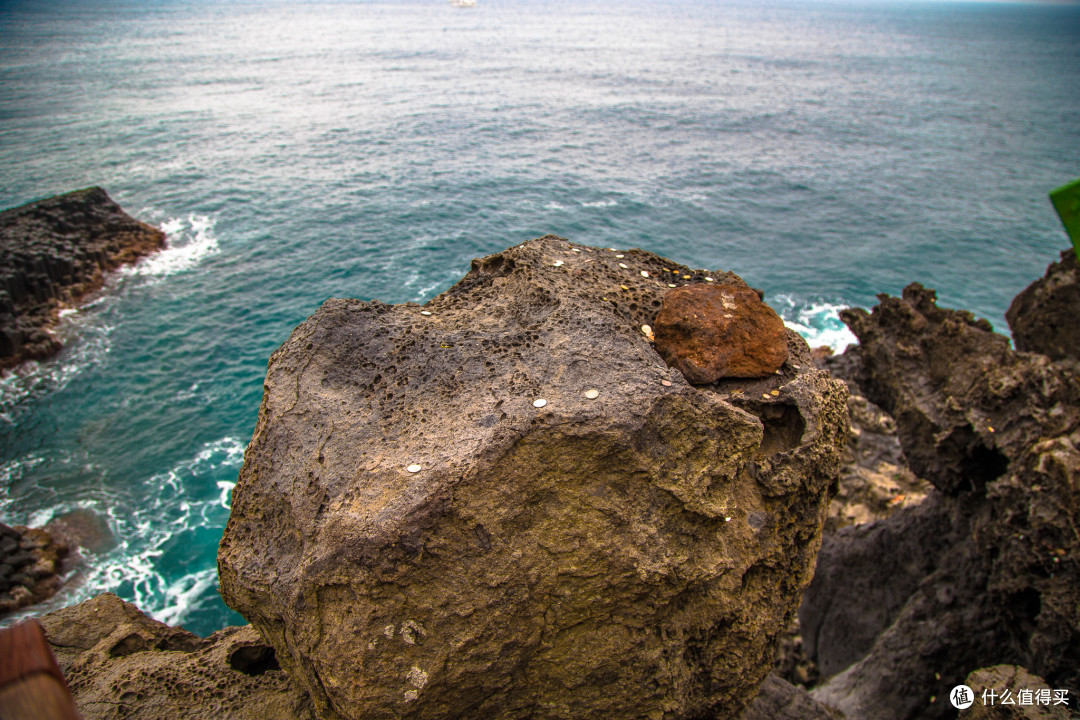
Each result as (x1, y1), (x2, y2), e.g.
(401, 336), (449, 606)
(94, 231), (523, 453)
(450, 0), (477, 7)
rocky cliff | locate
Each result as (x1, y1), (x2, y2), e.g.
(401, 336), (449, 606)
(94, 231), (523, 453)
(217, 235), (849, 720)
(26, 238), (1080, 720)
(801, 280), (1080, 719)
(0, 187), (165, 370)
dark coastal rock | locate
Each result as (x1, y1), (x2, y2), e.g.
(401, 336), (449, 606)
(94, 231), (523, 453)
(801, 282), (1080, 720)
(1006, 249), (1080, 363)
(218, 236), (848, 720)
(39, 593), (313, 720)
(654, 284), (788, 382)
(736, 673), (840, 720)
(0, 187), (165, 370)
(0, 522), (69, 616)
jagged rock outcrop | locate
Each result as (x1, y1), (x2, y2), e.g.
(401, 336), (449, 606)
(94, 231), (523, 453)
(800, 283), (1080, 720)
(0, 522), (69, 616)
(0, 187), (165, 370)
(1007, 249), (1080, 363)
(40, 593), (313, 720)
(219, 235), (848, 720)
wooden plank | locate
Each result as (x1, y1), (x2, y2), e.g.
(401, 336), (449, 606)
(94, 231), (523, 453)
(0, 619), (81, 720)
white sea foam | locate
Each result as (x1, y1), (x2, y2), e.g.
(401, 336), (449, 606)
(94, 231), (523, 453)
(156, 567), (219, 628)
(581, 199), (618, 208)
(774, 295), (859, 354)
(0, 312), (115, 424)
(62, 435), (247, 630)
(0, 213), (216, 421)
(217, 480), (236, 510)
(130, 214), (220, 278)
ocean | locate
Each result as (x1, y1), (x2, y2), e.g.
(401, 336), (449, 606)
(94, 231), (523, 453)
(0, 0), (1077, 636)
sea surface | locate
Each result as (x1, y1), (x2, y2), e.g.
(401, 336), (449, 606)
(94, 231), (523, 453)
(0, 0), (1077, 635)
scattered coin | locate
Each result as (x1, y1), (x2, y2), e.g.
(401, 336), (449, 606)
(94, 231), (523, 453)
(420, 311), (432, 316)
(584, 389), (599, 399)
(407, 464), (422, 473)
(640, 270), (649, 278)
(533, 398), (547, 408)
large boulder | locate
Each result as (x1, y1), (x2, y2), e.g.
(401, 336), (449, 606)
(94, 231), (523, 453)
(1006, 249), (1080, 363)
(218, 236), (848, 720)
(0, 186), (165, 370)
(802, 282), (1080, 720)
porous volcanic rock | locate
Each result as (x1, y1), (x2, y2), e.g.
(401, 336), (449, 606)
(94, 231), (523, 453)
(40, 593), (313, 720)
(1006, 249), (1080, 363)
(802, 283), (1080, 720)
(0, 522), (69, 616)
(653, 284), (788, 383)
(218, 236), (848, 720)
(0, 187), (165, 370)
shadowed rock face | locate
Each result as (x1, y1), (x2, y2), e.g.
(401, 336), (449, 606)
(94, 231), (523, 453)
(0, 187), (165, 370)
(218, 236), (848, 720)
(1007, 249), (1080, 363)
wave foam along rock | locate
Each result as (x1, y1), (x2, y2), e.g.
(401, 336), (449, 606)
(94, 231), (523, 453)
(218, 235), (848, 720)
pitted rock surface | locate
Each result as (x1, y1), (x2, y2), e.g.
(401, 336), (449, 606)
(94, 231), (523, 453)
(0, 187), (165, 370)
(218, 235), (848, 720)
(653, 284), (788, 383)
(40, 593), (313, 720)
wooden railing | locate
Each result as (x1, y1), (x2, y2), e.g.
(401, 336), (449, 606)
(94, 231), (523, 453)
(0, 619), (82, 720)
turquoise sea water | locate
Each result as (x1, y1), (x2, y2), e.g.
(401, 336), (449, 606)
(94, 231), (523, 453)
(0, 0), (1078, 635)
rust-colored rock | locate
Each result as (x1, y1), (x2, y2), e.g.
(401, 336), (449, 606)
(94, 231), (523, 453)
(653, 284), (788, 383)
